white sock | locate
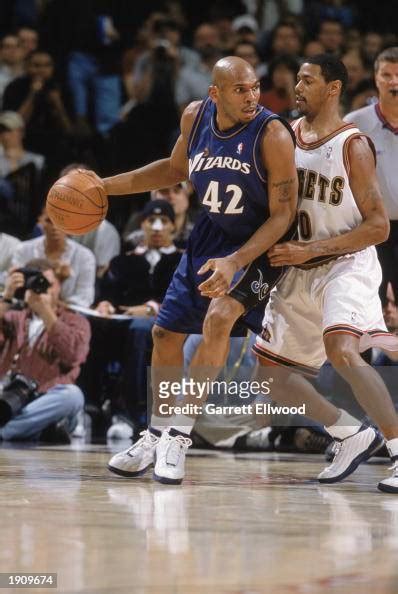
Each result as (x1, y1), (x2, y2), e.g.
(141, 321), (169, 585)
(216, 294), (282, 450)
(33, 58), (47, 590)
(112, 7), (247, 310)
(325, 409), (361, 440)
(169, 413), (195, 436)
(386, 437), (398, 460)
(150, 414), (169, 433)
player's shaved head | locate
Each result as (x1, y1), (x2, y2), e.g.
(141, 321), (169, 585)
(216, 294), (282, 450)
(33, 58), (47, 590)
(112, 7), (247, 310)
(212, 56), (256, 87)
(209, 55), (260, 128)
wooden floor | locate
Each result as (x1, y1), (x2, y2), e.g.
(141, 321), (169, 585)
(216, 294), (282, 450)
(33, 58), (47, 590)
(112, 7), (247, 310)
(1, 443), (398, 594)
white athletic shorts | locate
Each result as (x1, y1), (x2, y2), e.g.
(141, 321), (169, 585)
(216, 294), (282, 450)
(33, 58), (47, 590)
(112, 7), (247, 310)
(253, 247), (398, 376)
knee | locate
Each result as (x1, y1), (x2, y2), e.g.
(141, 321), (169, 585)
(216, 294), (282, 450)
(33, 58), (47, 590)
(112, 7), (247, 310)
(54, 385), (84, 417)
(203, 305), (236, 338)
(68, 385), (85, 411)
(325, 344), (359, 369)
(152, 325), (180, 350)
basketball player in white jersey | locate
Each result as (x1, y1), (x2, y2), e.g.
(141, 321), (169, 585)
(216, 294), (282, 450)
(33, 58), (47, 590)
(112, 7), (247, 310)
(253, 54), (398, 493)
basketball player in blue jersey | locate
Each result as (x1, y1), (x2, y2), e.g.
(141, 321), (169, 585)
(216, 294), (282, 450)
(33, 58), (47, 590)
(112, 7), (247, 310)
(83, 56), (298, 484)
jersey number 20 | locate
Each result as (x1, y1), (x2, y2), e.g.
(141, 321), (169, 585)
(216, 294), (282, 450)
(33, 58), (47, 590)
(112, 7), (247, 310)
(202, 181), (244, 214)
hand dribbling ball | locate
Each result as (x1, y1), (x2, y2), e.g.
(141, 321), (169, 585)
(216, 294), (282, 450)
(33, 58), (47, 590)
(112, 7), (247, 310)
(46, 170), (108, 235)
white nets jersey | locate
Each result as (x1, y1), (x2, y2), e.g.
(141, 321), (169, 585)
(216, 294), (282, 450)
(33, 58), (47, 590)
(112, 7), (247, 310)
(291, 118), (368, 245)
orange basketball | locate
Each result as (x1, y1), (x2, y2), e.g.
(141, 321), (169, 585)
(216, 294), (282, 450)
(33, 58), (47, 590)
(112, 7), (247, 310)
(46, 170), (108, 235)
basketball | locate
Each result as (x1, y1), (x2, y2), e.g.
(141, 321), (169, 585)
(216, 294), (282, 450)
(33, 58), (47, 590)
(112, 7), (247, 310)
(46, 170), (108, 235)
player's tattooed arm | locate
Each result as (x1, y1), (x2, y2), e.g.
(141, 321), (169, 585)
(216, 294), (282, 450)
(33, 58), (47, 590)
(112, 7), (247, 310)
(272, 177), (297, 203)
(269, 136), (389, 266)
(225, 120), (298, 271)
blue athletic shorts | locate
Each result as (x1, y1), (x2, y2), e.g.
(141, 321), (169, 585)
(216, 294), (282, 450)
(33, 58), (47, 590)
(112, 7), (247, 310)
(156, 212), (294, 335)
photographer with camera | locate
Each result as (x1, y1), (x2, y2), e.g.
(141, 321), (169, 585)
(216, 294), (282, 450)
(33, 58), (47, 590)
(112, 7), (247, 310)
(0, 258), (90, 443)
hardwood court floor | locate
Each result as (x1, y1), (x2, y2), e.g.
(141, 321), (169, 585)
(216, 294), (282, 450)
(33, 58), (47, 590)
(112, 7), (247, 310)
(1, 443), (398, 594)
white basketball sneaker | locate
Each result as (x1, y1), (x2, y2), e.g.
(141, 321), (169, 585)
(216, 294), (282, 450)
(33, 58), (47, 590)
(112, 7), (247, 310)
(107, 428), (161, 477)
(318, 425), (384, 483)
(153, 428), (192, 485)
(378, 461), (398, 493)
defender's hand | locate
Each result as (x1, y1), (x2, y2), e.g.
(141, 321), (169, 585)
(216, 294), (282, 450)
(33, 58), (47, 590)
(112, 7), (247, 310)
(197, 257), (238, 298)
(268, 241), (313, 266)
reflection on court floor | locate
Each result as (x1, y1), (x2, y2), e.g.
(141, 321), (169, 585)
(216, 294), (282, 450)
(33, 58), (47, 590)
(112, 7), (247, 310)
(0, 444), (397, 594)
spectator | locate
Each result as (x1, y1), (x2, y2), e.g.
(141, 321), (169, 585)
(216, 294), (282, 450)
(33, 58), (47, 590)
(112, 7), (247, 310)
(130, 22), (181, 108)
(0, 259), (90, 443)
(79, 200), (182, 425)
(0, 34), (25, 107)
(11, 210), (96, 307)
(383, 283), (398, 334)
(124, 183), (196, 250)
(342, 50), (369, 108)
(258, 0), (304, 33)
(231, 15), (258, 46)
(175, 23), (222, 111)
(259, 55), (299, 118)
(131, 16), (199, 105)
(304, 1), (355, 32)
(268, 22), (303, 60)
(0, 231), (20, 286)
(2, 50), (73, 174)
(317, 19), (345, 56)
(349, 78), (377, 112)
(16, 27), (39, 61)
(344, 28), (362, 53)
(72, 220), (121, 279)
(98, 200), (181, 312)
(303, 40), (325, 58)
(0, 110), (44, 176)
(362, 32), (384, 68)
(233, 41), (267, 80)
(40, 0), (129, 136)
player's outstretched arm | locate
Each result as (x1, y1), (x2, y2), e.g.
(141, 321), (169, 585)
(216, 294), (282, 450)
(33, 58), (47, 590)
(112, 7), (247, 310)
(269, 136), (389, 266)
(88, 102), (201, 196)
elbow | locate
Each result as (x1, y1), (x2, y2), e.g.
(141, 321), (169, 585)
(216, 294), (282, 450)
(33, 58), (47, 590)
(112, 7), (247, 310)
(374, 218), (390, 244)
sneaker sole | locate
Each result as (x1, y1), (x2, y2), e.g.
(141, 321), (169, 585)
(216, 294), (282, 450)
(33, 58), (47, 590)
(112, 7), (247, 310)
(377, 482), (398, 494)
(318, 434), (384, 484)
(107, 463), (153, 478)
(153, 472), (183, 485)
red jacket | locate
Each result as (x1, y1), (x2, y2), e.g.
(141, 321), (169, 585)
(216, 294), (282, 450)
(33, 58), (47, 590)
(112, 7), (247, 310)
(0, 306), (90, 393)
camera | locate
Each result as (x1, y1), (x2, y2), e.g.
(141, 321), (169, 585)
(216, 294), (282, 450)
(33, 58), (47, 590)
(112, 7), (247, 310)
(152, 39), (172, 61)
(14, 267), (51, 300)
(0, 372), (39, 426)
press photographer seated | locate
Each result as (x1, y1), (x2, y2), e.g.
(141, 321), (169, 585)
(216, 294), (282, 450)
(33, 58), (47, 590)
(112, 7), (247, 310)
(0, 258), (90, 442)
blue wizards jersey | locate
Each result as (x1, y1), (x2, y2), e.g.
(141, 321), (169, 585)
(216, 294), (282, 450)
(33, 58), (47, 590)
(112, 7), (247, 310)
(188, 98), (283, 243)
(155, 99), (296, 335)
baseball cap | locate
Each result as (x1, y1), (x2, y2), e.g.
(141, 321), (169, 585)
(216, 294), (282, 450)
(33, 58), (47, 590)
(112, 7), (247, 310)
(141, 199), (175, 223)
(232, 15), (259, 33)
(0, 111), (24, 131)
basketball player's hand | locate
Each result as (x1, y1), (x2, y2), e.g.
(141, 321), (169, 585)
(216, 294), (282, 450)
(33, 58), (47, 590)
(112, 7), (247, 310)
(197, 257), (237, 298)
(268, 241), (312, 266)
(77, 169), (104, 190)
